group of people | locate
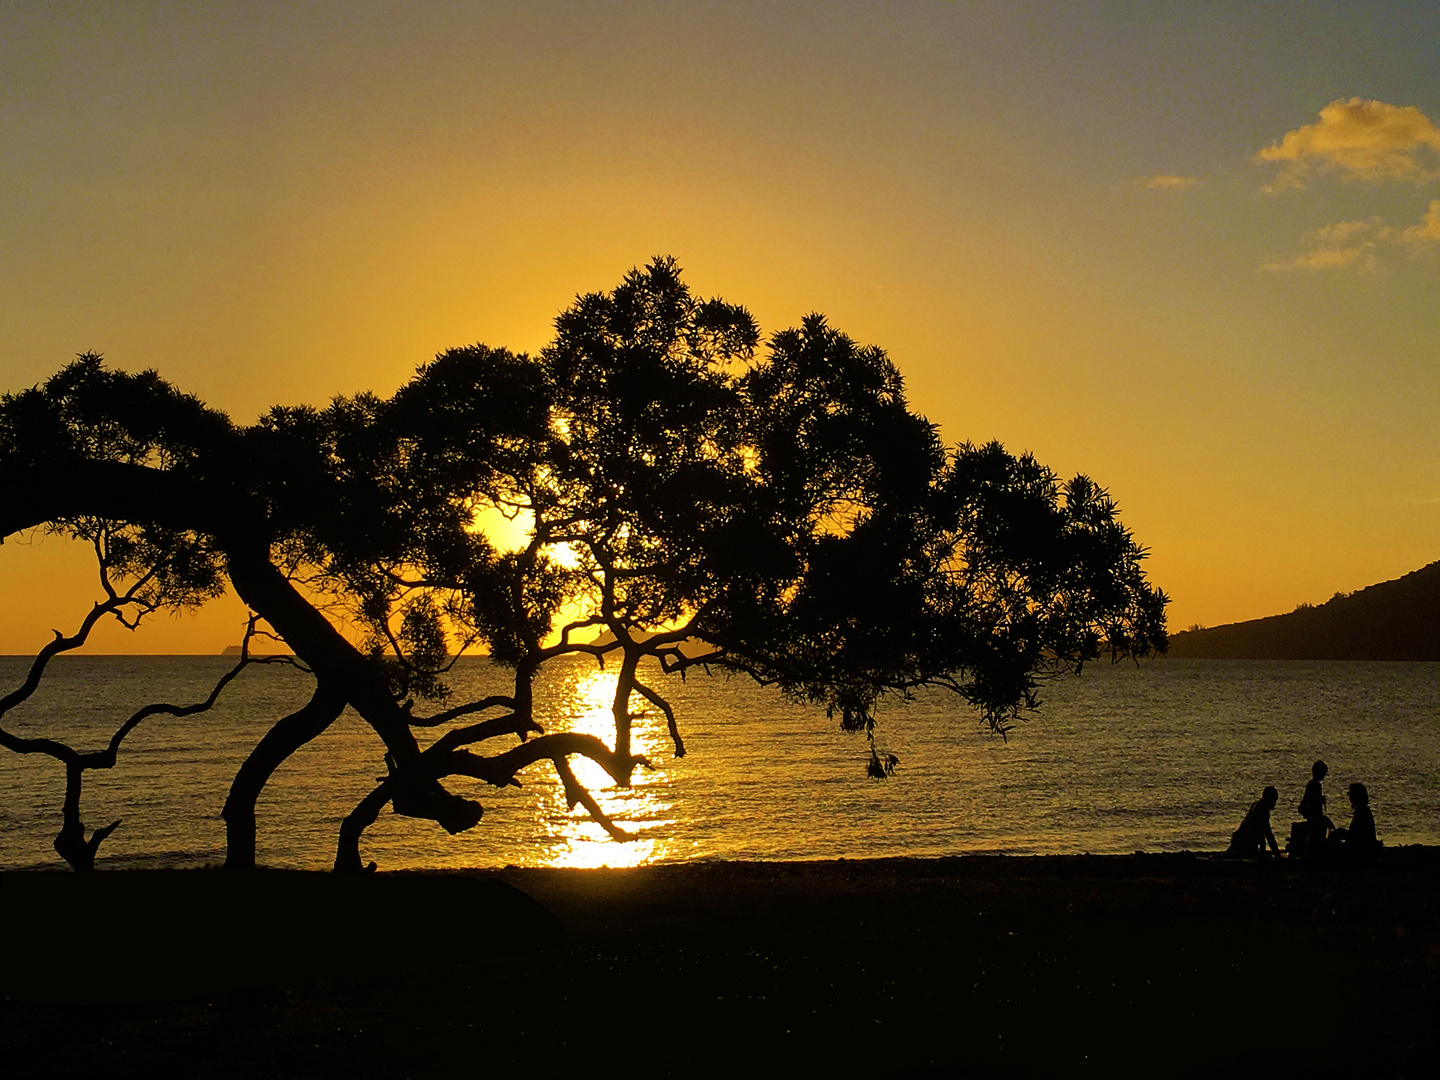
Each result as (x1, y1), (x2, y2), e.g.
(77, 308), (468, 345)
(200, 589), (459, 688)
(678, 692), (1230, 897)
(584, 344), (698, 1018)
(1223, 759), (1379, 863)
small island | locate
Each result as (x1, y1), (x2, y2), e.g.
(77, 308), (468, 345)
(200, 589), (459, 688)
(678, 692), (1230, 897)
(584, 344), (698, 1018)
(219, 645), (291, 657)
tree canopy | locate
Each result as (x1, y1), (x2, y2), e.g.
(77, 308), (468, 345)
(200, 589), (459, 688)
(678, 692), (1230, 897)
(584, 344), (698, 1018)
(0, 258), (1167, 871)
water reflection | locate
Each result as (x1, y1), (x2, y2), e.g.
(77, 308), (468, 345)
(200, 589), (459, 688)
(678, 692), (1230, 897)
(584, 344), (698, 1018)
(539, 663), (678, 868)
(8, 657), (1438, 871)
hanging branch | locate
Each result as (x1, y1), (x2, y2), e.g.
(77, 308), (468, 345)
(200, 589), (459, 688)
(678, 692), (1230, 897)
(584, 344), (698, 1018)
(632, 678), (684, 757)
(0, 540), (171, 751)
(552, 756), (631, 841)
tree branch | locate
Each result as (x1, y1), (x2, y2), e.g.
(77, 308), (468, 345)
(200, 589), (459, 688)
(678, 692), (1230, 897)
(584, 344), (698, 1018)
(633, 678), (684, 757)
(408, 695), (518, 729)
(552, 756), (631, 841)
(426, 712), (543, 753)
(447, 732), (650, 790)
(1, 598), (272, 868)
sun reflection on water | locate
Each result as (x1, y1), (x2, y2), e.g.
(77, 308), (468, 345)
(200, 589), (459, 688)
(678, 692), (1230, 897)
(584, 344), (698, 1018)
(539, 663), (678, 868)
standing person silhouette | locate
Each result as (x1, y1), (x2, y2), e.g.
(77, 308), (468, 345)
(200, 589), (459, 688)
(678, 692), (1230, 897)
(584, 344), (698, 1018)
(1298, 759), (1333, 859)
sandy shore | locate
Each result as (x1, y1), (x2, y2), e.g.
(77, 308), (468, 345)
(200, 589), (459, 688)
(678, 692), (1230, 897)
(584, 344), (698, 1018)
(3, 850), (1437, 1076)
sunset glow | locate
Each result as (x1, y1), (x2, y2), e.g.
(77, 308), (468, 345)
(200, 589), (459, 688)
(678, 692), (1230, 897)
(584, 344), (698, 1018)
(2, 4), (1437, 653)
(538, 665), (675, 869)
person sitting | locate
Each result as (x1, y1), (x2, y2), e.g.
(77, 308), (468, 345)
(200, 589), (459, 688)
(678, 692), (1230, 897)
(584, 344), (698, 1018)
(1222, 785), (1280, 858)
(1328, 782), (1380, 865)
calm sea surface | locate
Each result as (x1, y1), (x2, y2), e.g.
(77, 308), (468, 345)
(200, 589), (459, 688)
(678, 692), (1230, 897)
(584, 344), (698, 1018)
(0, 656), (1436, 871)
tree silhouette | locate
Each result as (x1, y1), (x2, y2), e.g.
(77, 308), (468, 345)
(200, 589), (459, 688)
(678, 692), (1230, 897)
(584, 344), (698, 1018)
(0, 259), (1167, 871)
(0, 514), (291, 869)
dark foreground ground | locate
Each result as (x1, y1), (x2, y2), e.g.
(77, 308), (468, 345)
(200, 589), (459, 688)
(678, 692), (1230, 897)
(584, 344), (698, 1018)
(2, 850), (1438, 1077)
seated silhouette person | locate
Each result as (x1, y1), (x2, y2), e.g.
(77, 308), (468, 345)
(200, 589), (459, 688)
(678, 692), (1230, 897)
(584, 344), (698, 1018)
(1297, 759), (1334, 858)
(1223, 785), (1280, 858)
(1328, 782), (1380, 864)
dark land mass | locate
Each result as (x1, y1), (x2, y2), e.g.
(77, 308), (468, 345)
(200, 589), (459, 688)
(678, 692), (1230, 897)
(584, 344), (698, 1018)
(1167, 559), (1440, 660)
(3, 852), (1438, 1076)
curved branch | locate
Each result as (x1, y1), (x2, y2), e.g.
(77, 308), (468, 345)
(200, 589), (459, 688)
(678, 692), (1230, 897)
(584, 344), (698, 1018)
(449, 731), (650, 789)
(0, 599), (272, 869)
(331, 730), (651, 872)
(657, 647), (726, 675)
(552, 756), (631, 841)
(224, 545), (482, 833)
(632, 679), (684, 757)
(409, 695), (518, 728)
(1, 459), (219, 540)
(335, 778), (405, 873)
(101, 650), (279, 765)
(1, 594), (150, 758)
(426, 712), (544, 754)
(224, 681), (347, 870)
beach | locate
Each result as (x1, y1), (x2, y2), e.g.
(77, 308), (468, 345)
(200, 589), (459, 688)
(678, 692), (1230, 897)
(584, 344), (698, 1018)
(3, 851), (1437, 1076)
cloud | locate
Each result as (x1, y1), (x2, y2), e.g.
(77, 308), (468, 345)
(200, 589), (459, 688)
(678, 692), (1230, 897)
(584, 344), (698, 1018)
(1136, 173), (1199, 191)
(1260, 203), (1440, 272)
(1255, 98), (1440, 191)
(1400, 199), (1440, 246)
(1262, 217), (1382, 273)
(1305, 219), (1378, 244)
(1261, 244), (1379, 274)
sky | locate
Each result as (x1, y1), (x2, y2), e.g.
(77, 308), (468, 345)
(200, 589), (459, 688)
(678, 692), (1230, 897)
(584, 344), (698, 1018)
(1, 1), (1437, 654)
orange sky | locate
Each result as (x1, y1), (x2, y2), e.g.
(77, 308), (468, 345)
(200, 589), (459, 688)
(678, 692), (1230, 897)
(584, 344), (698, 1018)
(2, 3), (1438, 653)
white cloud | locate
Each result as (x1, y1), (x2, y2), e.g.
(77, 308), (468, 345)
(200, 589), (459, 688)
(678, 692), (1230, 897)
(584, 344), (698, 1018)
(1256, 98), (1440, 192)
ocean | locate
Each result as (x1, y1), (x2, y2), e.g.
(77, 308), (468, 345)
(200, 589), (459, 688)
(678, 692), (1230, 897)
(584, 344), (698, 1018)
(1, 655), (1436, 871)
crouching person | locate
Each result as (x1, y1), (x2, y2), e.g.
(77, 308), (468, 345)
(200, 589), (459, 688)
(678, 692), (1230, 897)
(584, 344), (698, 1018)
(1222, 785), (1281, 858)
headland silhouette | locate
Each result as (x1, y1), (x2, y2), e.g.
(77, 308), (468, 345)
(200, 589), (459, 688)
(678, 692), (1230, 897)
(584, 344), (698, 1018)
(1166, 559), (1440, 659)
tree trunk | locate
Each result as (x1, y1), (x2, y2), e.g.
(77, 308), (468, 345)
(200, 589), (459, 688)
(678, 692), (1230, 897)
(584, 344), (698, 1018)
(52, 761), (119, 872)
(334, 782), (400, 874)
(222, 541), (484, 836)
(612, 647), (640, 777)
(222, 683), (347, 870)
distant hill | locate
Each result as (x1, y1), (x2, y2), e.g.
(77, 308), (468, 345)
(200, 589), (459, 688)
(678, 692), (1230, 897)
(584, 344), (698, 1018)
(1166, 561), (1440, 660)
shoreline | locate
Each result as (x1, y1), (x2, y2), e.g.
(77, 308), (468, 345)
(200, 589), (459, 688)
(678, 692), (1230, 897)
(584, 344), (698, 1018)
(4, 850), (1437, 1074)
(9, 843), (1440, 876)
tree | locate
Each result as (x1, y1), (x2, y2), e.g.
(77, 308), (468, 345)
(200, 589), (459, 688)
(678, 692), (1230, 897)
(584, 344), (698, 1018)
(0, 259), (1167, 872)
(0, 366), (290, 869)
(0, 351), (542, 867)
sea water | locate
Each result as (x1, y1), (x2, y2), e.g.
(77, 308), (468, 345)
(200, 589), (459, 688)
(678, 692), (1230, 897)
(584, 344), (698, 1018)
(0, 656), (1436, 871)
